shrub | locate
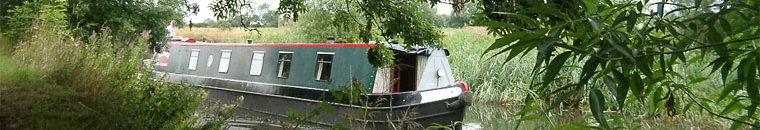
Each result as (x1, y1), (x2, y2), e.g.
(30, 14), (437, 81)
(0, 8), (209, 130)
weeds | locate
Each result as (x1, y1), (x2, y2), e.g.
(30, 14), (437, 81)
(0, 15), (212, 130)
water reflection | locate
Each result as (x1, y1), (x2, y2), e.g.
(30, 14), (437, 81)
(463, 103), (586, 130)
(225, 102), (586, 130)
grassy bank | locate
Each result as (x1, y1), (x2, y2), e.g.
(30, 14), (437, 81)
(0, 21), (220, 129)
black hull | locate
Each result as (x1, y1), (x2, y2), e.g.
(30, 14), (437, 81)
(164, 73), (468, 130)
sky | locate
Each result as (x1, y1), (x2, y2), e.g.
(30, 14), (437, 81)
(186, 0), (452, 22)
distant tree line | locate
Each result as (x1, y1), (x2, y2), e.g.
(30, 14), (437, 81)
(0, 0), (192, 52)
(426, 2), (482, 28)
(191, 3), (279, 29)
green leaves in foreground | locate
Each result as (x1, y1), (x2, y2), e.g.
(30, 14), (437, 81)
(478, 0), (760, 129)
(589, 89), (610, 130)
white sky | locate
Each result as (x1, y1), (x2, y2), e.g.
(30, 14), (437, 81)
(186, 0), (452, 22)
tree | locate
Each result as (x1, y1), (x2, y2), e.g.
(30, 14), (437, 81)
(66, 0), (190, 52)
(212, 0), (442, 46)
(291, 0), (364, 43)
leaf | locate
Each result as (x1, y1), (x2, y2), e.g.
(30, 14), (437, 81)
(482, 32), (527, 57)
(695, 0), (702, 8)
(535, 37), (560, 71)
(525, 6), (569, 20)
(472, 21), (521, 29)
(728, 116), (749, 130)
(651, 87), (664, 112)
(744, 58), (758, 118)
(720, 98), (744, 115)
(636, 59), (653, 77)
(589, 89), (611, 130)
(582, 0), (598, 14)
(613, 11), (628, 28)
(319, 101), (333, 113)
(588, 17), (603, 35)
(626, 12), (639, 32)
(604, 75), (619, 98)
(548, 88), (579, 111)
(612, 70), (629, 110)
(544, 51), (572, 87)
(607, 38), (636, 62)
(719, 17), (732, 34)
(630, 72), (644, 101)
(517, 115), (543, 121)
(717, 82), (741, 102)
(580, 57), (601, 84)
(491, 12), (539, 27)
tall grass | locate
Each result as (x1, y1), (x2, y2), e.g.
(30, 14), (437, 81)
(176, 27), (304, 43)
(0, 20), (210, 129)
(440, 27), (538, 104)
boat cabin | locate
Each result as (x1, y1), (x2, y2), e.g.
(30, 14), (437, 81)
(164, 42), (457, 94)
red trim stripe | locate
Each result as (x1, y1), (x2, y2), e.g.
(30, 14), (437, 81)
(169, 42), (375, 47)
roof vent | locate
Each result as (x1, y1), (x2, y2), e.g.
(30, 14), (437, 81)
(326, 36), (335, 44)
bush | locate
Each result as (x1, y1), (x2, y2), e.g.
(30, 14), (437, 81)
(291, 0), (364, 43)
(0, 8), (211, 130)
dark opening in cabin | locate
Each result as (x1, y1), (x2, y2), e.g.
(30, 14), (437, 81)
(277, 51), (293, 78)
(315, 52), (333, 81)
(391, 54), (417, 92)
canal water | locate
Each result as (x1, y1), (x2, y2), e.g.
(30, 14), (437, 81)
(223, 102), (586, 130)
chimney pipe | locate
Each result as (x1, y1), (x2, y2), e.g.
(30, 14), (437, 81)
(326, 36), (335, 44)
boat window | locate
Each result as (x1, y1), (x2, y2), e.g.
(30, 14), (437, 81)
(188, 49), (200, 71)
(314, 52), (334, 81)
(249, 51), (265, 76)
(218, 50), (232, 73)
(276, 51), (293, 78)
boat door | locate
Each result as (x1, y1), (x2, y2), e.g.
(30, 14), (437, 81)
(390, 54), (417, 93)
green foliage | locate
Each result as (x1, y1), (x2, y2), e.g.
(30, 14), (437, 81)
(183, 97), (243, 130)
(2, 0), (67, 45)
(291, 0), (364, 43)
(278, 0), (307, 22)
(475, 0), (760, 129)
(0, 12), (208, 130)
(0, 0), (29, 32)
(362, 0), (443, 46)
(367, 44), (395, 68)
(206, 3), (278, 29)
(66, 0), (188, 52)
(0, 0), (191, 52)
(275, 0), (443, 46)
(216, 20), (234, 31)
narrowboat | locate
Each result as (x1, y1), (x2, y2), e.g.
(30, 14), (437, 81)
(155, 40), (473, 129)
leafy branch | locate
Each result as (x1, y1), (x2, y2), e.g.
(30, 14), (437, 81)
(683, 90), (760, 128)
(561, 35), (760, 61)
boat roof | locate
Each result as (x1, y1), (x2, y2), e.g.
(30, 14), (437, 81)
(168, 42), (448, 56)
(169, 42), (375, 47)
